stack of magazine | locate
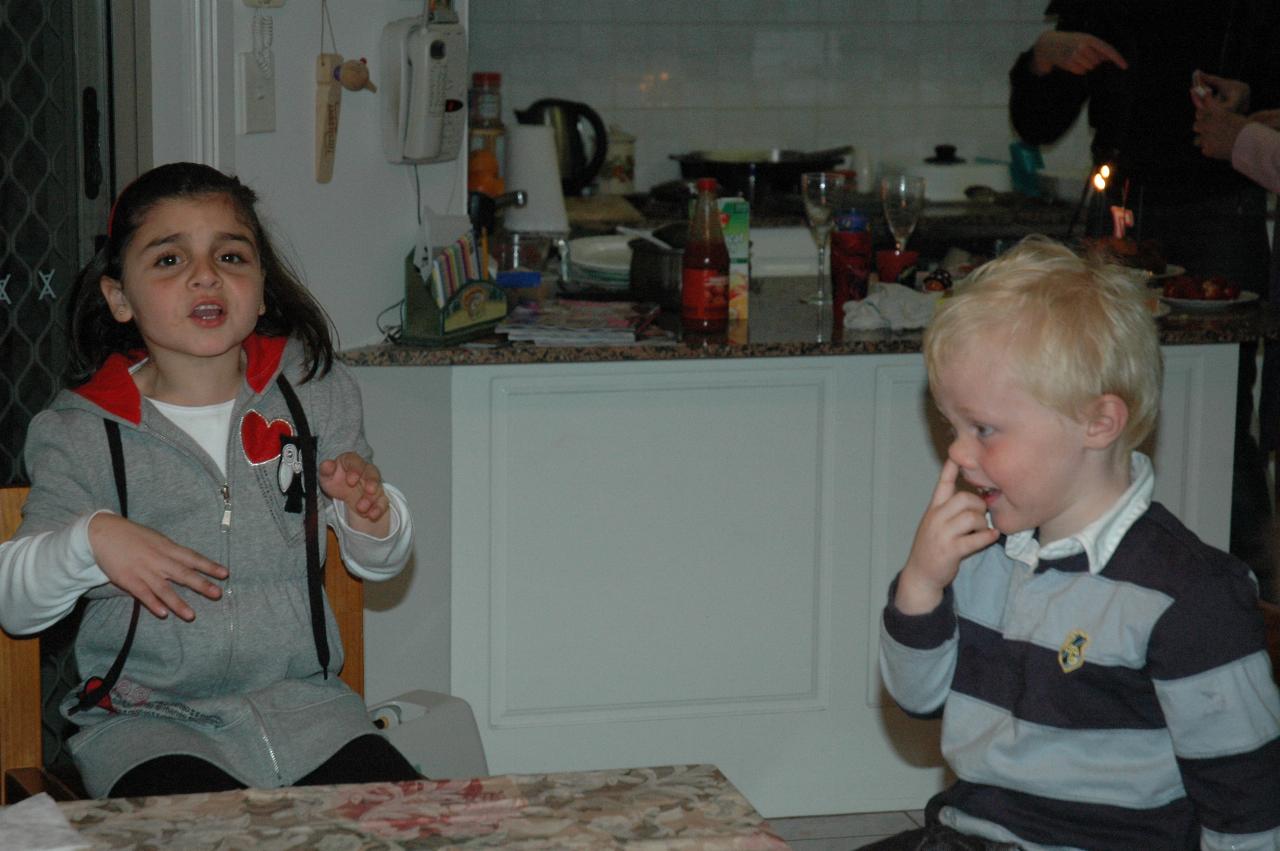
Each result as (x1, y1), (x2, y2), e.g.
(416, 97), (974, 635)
(496, 300), (671, 346)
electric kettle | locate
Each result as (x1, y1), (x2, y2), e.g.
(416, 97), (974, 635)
(513, 99), (608, 197)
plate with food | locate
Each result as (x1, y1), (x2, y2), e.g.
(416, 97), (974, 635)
(1158, 273), (1257, 310)
(1161, 291), (1258, 312)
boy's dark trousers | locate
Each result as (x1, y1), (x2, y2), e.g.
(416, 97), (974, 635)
(859, 824), (1018, 850)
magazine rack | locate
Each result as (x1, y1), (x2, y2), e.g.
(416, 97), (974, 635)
(400, 251), (507, 346)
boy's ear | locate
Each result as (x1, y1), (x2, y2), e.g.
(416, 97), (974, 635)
(1083, 393), (1129, 449)
(99, 276), (133, 324)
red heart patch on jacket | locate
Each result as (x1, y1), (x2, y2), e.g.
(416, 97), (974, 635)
(241, 410), (295, 465)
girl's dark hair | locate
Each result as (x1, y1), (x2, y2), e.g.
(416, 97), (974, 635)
(66, 162), (335, 385)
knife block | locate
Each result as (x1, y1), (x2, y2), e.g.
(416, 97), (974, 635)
(399, 251), (507, 346)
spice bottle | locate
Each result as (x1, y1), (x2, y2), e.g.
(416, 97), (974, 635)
(468, 72), (505, 194)
(681, 178), (730, 333)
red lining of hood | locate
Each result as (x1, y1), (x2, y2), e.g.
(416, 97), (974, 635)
(72, 333), (289, 423)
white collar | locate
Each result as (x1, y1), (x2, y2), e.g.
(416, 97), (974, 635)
(1003, 452), (1154, 574)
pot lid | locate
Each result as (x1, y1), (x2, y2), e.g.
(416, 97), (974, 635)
(924, 144), (965, 164)
(671, 145), (851, 164)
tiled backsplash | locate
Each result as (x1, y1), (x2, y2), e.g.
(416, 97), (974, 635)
(468, 0), (1093, 193)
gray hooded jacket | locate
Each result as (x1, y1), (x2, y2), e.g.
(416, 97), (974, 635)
(17, 335), (398, 796)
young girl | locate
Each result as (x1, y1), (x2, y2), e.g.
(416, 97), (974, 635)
(0, 162), (420, 798)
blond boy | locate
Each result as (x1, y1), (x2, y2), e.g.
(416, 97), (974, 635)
(875, 238), (1280, 850)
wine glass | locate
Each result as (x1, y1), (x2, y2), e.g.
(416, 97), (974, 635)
(800, 171), (849, 305)
(880, 174), (926, 253)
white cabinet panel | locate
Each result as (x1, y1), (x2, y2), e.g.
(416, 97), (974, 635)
(487, 370), (831, 723)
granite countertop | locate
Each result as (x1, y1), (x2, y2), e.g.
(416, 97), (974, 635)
(340, 277), (1280, 368)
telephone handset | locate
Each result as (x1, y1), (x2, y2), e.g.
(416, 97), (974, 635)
(380, 9), (466, 164)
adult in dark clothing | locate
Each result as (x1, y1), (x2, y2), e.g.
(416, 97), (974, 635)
(1008, 0), (1278, 601)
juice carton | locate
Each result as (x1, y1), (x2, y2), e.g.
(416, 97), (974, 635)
(718, 197), (750, 320)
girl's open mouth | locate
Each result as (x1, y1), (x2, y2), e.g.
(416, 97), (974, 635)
(191, 303), (225, 323)
(974, 486), (1000, 505)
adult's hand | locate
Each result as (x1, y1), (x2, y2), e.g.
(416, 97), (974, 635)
(1030, 31), (1128, 77)
(1193, 90), (1250, 161)
(1248, 109), (1280, 131)
(1195, 71), (1250, 113)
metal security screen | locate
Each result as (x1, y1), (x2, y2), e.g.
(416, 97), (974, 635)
(1, 0), (110, 485)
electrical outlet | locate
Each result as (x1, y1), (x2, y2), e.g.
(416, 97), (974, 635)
(242, 0), (285, 7)
(237, 51), (275, 134)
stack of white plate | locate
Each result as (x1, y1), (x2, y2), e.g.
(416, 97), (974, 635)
(567, 235), (631, 290)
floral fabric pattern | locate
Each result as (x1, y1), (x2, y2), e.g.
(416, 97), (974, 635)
(57, 764), (790, 849)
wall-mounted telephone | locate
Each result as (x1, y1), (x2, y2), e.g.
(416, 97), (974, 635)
(379, 8), (466, 164)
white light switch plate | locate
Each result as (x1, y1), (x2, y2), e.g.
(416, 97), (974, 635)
(237, 51), (275, 134)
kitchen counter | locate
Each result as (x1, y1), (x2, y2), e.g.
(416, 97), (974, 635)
(340, 276), (1279, 368)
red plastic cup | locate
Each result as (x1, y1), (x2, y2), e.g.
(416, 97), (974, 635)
(876, 249), (919, 286)
(831, 231), (871, 310)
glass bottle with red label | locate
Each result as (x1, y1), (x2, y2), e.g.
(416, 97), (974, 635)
(681, 177), (730, 333)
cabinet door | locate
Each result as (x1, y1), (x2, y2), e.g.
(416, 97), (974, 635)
(449, 357), (946, 818)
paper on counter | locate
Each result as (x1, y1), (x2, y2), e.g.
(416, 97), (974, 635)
(843, 282), (943, 331)
(0, 793), (90, 851)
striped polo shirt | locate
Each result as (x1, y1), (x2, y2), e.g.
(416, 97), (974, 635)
(880, 453), (1280, 850)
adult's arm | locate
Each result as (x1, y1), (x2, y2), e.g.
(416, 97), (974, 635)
(1232, 122), (1280, 195)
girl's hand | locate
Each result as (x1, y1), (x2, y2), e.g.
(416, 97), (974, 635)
(1030, 31), (1127, 77)
(319, 451), (391, 537)
(88, 513), (227, 621)
(895, 460), (999, 615)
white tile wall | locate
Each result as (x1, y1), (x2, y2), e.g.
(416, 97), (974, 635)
(469, 0), (1094, 192)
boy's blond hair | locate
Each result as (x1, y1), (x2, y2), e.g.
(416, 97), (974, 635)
(923, 236), (1162, 454)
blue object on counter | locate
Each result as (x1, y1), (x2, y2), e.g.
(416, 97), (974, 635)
(1009, 141), (1044, 197)
(834, 209), (869, 232)
(496, 270), (542, 287)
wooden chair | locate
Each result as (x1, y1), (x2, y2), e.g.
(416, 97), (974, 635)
(0, 485), (365, 804)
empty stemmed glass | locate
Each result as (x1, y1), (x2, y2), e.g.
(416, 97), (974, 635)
(799, 171), (849, 305)
(879, 174), (926, 253)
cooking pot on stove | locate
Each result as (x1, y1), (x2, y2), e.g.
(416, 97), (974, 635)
(514, 99), (608, 197)
(670, 146), (851, 204)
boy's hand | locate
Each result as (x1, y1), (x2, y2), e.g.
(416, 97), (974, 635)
(88, 513), (227, 621)
(319, 451), (391, 537)
(896, 460), (999, 615)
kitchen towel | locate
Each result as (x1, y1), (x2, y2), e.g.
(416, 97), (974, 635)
(843, 282), (943, 331)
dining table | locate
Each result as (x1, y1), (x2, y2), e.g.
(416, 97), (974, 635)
(34, 763), (790, 849)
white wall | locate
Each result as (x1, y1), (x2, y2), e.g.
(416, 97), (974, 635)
(469, 0), (1094, 191)
(149, 0), (467, 350)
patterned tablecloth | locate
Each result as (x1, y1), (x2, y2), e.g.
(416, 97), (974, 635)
(58, 763), (791, 849)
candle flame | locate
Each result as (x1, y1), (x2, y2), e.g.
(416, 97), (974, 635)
(1099, 164), (1111, 179)
(1092, 173), (1107, 191)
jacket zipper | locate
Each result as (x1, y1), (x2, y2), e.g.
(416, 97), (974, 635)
(246, 697), (283, 781)
(217, 482), (239, 689)
(222, 492), (280, 782)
